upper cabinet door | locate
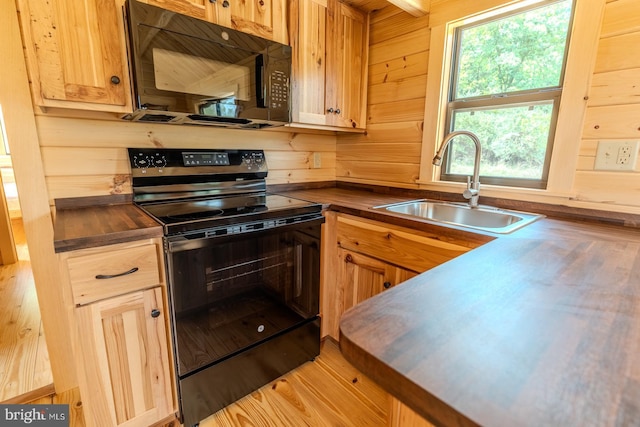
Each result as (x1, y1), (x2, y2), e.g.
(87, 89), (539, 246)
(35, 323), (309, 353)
(140, 0), (231, 27)
(329, 1), (368, 129)
(291, 0), (330, 126)
(17, 0), (132, 112)
(291, 0), (369, 131)
(230, 0), (288, 44)
(140, 0), (286, 43)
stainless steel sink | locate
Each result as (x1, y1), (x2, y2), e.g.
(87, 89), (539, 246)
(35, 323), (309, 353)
(373, 200), (543, 234)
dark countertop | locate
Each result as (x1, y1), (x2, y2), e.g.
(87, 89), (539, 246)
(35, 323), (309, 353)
(54, 203), (163, 252)
(53, 187), (640, 425)
(279, 187), (640, 427)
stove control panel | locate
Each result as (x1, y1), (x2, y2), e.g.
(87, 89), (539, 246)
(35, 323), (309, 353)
(183, 152), (229, 166)
(128, 148), (268, 177)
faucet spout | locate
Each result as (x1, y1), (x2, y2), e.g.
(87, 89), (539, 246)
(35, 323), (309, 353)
(432, 130), (482, 208)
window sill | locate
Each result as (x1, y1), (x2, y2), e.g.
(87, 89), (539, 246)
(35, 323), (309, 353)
(415, 180), (577, 203)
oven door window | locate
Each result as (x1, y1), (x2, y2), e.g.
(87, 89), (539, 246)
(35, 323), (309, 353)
(168, 225), (320, 377)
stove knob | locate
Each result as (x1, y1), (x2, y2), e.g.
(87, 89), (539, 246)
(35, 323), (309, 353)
(153, 155), (167, 169)
(133, 154), (150, 169)
(242, 154), (254, 167)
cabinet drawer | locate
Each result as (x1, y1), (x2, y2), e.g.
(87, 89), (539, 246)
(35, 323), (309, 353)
(336, 214), (472, 272)
(67, 244), (161, 305)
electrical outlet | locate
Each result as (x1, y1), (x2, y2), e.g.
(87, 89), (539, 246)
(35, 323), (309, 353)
(313, 152), (322, 168)
(594, 140), (639, 171)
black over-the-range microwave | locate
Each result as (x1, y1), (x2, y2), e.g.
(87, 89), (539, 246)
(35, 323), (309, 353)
(122, 0), (292, 129)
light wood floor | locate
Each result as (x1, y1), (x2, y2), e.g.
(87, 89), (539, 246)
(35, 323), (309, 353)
(32, 339), (390, 426)
(0, 218), (54, 402)
(201, 339), (389, 426)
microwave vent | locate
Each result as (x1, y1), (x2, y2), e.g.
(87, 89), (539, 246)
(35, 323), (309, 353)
(139, 114), (177, 122)
(187, 115), (251, 125)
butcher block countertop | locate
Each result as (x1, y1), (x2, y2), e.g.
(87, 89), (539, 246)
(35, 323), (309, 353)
(279, 187), (640, 427)
(53, 200), (162, 252)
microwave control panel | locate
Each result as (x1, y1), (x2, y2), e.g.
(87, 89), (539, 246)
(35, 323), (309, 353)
(270, 70), (288, 110)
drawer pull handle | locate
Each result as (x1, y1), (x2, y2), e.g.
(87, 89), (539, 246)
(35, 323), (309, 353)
(151, 309), (161, 318)
(383, 281), (392, 289)
(95, 267), (139, 280)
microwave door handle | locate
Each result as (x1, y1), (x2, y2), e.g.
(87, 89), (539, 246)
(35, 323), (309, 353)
(255, 54), (266, 108)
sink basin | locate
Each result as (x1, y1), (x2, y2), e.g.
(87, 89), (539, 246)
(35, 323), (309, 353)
(373, 200), (543, 234)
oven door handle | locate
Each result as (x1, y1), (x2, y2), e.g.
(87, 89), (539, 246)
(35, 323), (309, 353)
(166, 216), (324, 253)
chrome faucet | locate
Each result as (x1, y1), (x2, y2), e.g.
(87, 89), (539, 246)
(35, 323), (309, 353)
(432, 130), (482, 208)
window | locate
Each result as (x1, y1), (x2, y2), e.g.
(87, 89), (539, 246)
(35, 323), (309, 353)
(440, 0), (574, 189)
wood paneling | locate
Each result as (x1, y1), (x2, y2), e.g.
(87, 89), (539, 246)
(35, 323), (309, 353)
(599, 0), (640, 38)
(368, 51), (429, 85)
(338, 160), (420, 184)
(368, 26), (430, 65)
(588, 68), (640, 107)
(582, 105), (640, 139)
(1, 0), (77, 392)
(336, 6), (427, 188)
(338, 142), (422, 163)
(340, 121), (424, 143)
(368, 75), (427, 105)
(35, 116), (337, 203)
(367, 98), (426, 124)
(336, 0), (640, 212)
(368, 7), (429, 44)
(594, 32), (640, 73)
(537, 0), (640, 209)
(574, 171), (640, 206)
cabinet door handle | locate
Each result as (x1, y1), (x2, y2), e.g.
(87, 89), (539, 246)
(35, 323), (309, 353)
(335, 108), (341, 114)
(110, 75), (121, 85)
(383, 281), (392, 289)
(95, 267), (139, 280)
(327, 108), (334, 113)
(222, 0), (229, 7)
(151, 309), (161, 318)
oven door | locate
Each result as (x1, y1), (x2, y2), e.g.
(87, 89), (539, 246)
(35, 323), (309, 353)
(165, 217), (322, 378)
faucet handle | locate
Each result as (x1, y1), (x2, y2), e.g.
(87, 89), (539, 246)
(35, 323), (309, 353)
(463, 176), (479, 200)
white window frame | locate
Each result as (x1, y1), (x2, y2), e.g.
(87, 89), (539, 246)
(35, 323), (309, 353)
(417, 0), (606, 201)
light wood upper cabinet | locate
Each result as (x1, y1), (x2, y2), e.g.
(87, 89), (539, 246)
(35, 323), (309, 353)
(330, 1), (368, 129)
(231, 0), (288, 43)
(17, 0), (133, 112)
(291, 0), (369, 130)
(139, 0), (219, 21)
(140, 0), (288, 44)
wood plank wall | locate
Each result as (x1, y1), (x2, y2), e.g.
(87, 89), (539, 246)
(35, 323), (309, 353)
(35, 116), (336, 204)
(337, 6), (429, 189)
(337, 0), (640, 211)
(576, 0), (640, 207)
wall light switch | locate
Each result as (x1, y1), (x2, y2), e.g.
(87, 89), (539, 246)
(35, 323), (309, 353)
(313, 152), (322, 168)
(594, 140), (639, 171)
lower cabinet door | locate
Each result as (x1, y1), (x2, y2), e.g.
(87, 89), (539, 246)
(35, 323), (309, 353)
(75, 287), (174, 427)
(332, 248), (417, 338)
